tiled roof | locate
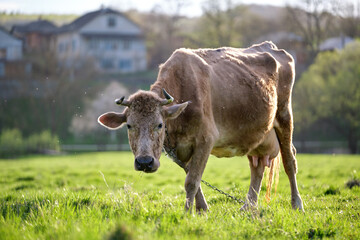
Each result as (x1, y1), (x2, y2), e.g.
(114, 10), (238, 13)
(11, 20), (57, 34)
(56, 8), (132, 33)
(10, 8), (141, 37)
(319, 36), (354, 51)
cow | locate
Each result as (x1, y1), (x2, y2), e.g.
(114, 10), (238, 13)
(98, 41), (304, 212)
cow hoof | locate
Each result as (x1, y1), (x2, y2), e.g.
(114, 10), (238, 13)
(196, 208), (208, 215)
(240, 204), (249, 211)
(240, 203), (256, 211)
(196, 204), (208, 213)
(291, 195), (304, 212)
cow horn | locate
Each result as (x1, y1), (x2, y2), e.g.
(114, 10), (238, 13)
(161, 89), (174, 105)
(115, 96), (131, 107)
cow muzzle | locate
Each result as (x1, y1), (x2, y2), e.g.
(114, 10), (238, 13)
(134, 156), (159, 173)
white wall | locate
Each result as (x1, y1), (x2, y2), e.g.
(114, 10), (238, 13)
(55, 12), (147, 73)
(0, 30), (22, 61)
(80, 13), (142, 35)
(56, 32), (81, 60)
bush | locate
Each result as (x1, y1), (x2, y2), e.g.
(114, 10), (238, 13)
(26, 130), (60, 154)
(0, 129), (25, 158)
(0, 129), (60, 158)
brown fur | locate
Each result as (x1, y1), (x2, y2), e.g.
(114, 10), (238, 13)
(98, 41), (304, 212)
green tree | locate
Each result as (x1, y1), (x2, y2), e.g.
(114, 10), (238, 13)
(198, 0), (244, 48)
(293, 40), (360, 153)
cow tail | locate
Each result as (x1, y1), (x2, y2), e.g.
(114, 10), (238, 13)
(265, 153), (281, 203)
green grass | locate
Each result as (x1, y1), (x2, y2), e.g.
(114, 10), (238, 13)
(0, 153), (359, 239)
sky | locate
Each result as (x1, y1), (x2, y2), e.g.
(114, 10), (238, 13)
(0, 0), (297, 17)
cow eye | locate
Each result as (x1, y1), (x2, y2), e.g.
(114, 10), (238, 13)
(126, 124), (132, 129)
(157, 123), (163, 129)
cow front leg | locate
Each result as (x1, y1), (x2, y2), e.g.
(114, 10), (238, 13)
(195, 185), (208, 213)
(184, 166), (208, 213)
(275, 108), (303, 211)
(184, 140), (213, 213)
(241, 155), (266, 210)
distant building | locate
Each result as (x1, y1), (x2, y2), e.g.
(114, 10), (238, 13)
(319, 36), (354, 52)
(0, 27), (32, 100)
(54, 8), (147, 73)
(0, 27), (22, 61)
(0, 26), (32, 79)
(11, 19), (57, 52)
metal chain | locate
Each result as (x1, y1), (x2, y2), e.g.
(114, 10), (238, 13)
(200, 179), (245, 204)
(163, 126), (245, 204)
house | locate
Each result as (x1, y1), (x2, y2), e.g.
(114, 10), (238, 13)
(319, 35), (354, 52)
(54, 7), (147, 73)
(0, 26), (23, 61)
(11, 19), (57, 52)
(0, 26), (31, 78)
(0, 27), (32, 99)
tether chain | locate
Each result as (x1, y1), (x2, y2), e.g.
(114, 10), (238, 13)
(200, 179), (245, 204)
(163, 126), (245, 204)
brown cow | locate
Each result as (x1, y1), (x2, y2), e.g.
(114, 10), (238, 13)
(98, 41), (303, 212)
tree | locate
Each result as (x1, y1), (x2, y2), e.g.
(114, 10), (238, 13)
(332, 0), (360, 38)
(293, 40), (360, 153)
(285, 0), (336, 60)
(129, 0), (190, 68)
(199, 0), (243, 47)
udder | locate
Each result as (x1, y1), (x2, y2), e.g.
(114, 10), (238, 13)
(248, 128), (279, 168)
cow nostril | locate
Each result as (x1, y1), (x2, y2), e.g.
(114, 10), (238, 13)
(135, 156), (155, 171)
(135, 158), (142, 169)
(148, 158), (154, 168)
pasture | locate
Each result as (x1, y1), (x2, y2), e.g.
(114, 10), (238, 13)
(0, 152), (359, 239)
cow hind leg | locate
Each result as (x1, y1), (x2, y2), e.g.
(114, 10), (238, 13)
(241, 155), (266, 210)
(275, 107), (304, 211)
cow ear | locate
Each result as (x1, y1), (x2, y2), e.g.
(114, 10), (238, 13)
(98, 112), (127, 130)
(163, 102), (189, 119)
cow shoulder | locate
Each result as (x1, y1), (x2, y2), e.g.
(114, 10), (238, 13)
(152, 48), (212, 134)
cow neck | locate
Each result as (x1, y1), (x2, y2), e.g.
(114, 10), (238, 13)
(163, 125), (187, 170)
(149, 85), (162, 97)
(149, 87), (185, 169)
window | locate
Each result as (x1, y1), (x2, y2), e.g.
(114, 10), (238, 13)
(118, 59), (132, 71)
(25, 63), (32, 76)
(111, 41), (118, 50)
(58, 43), (64, 53)
(123, 40), (131, 50)
(89, 39), (99, 50)
(108, 17), (116, 27)
(59, 42), (70, 52)
(72, 39), (76, 51)
(101, 58), (114, 69)
(0, 62), (5, 77)
(104, 41), (112, 50)
(102, 40), (118, 51)
(0, 48), (6, 59)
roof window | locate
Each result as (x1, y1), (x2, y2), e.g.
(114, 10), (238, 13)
(108, 17), (116, 27)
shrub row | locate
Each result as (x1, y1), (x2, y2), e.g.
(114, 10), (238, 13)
(0, 129), (60, 158)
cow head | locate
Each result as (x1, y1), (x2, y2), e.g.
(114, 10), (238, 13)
(98, 89), (188, 173)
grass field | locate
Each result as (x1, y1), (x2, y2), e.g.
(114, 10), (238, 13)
(0, 152), (359, 239)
